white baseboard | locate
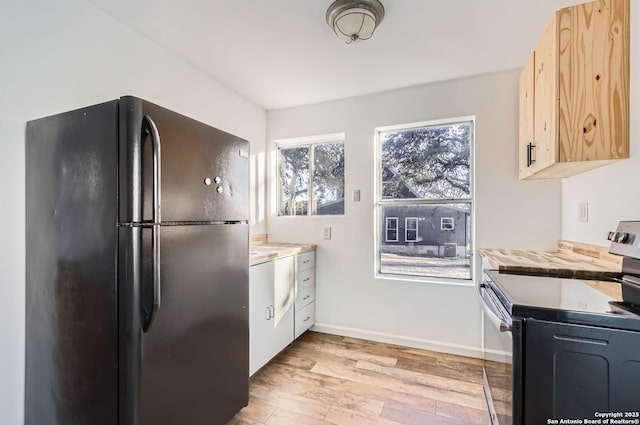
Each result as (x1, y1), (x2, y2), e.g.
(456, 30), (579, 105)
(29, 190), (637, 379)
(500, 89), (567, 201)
(310, 323), (483, 359)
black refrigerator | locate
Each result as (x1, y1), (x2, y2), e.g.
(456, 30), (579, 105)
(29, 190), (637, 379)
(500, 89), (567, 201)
(26, 96), (250, 425)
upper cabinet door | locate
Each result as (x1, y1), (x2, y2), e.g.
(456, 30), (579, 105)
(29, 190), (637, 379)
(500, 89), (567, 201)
(518, 0), (629, 180)
(533, 15), (559, 174)
(519, 54), (536, 179)
(119, 96), (250, 223)
(557, 0), (630, 164)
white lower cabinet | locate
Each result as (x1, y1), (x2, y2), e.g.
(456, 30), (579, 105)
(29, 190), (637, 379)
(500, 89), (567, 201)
(295, 301), (316, 339)
(294, 250), (316, 338)
(249, 249), (316, 376)
(249, 258), (294, 376)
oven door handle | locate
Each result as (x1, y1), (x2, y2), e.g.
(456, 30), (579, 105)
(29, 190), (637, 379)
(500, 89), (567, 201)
(476, 281), (513, 333)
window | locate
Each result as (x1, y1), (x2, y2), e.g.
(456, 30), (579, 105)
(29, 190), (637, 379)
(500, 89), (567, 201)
(386, 217), (398, 242)
(277, 138), (345, 216)
(441, 217), (454, 231)
(405, 217), (418, 242)
(377, 118), (473, 281)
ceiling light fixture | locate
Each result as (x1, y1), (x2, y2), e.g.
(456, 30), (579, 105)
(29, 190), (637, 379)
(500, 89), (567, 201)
(326, 0), (385, 44)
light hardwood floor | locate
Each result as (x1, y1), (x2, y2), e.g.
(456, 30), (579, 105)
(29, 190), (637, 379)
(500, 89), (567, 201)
(229, 332), (490, 425)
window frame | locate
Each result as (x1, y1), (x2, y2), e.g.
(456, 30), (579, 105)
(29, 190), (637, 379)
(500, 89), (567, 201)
(405, 217), (418, 242)
(441, 217), (455, 231)
(385, 217), (399, 242)
(274, 133), (345, 217)
(374, 117), (475, 285)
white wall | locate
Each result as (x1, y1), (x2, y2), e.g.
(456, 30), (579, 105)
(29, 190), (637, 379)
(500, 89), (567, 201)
(562, 2), (640, 245)
(267, 70), (562, 357)
(0, 0), (266, 423)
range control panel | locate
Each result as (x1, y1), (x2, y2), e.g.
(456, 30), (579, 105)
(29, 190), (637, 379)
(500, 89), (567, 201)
(608, 221), (640, 259)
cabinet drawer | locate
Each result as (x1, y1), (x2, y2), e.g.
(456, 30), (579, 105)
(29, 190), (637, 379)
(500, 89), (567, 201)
(297, 250), (315, 272)
(295, 301), (315, 339)
(295, 284), (315, 311)
(297, 268), (315, 290)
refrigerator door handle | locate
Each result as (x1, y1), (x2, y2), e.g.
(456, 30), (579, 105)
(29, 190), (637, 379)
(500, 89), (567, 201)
(141, 224), (161, 332)
(142, 115), (162, 332)
(142, 114), (162, 224)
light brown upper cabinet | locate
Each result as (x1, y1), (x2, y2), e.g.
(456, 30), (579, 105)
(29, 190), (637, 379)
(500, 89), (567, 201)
(519, 0), (629, 180)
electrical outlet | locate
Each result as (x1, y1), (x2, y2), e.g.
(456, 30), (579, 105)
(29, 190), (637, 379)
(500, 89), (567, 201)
(353, 189), (361, 202)
(323, 226), (332, 240)
(578, 202), (588, 222)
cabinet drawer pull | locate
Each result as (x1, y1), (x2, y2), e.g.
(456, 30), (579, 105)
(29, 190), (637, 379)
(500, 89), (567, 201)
(303, 316), (311, 322)
(303, 277), (310, 282)
(303, 260), (310, 264)
(303, 295), (310, 300)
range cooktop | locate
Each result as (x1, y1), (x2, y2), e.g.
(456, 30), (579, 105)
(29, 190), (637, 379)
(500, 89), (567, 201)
(483, 269), (640, 332)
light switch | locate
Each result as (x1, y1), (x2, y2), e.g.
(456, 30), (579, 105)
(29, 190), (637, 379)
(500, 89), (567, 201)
(578, 202), (588, 222)
(353, 189), (361, 202)
(323, 226), (332, 240)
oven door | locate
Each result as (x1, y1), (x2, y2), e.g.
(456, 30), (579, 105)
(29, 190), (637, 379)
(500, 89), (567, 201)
(477, 278), (513, 425)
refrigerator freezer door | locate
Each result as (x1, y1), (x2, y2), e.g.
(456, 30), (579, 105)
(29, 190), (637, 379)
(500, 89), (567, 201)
(119, 223), (249, 425)
(119, 96), (250, 224)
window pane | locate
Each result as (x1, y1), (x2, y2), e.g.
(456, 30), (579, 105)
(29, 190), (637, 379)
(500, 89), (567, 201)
(441, 217), (454, 231)
(278, 147), (309, 216)
(381, 122), (471, 200)
(313, 143), (345, 215)
(386, 218), (398, 242)
(406, 218), (418, 242)
(379, 203), (471, 280)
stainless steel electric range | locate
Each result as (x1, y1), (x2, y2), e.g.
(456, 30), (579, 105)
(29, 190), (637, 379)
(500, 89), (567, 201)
(478, 221), (640, 425)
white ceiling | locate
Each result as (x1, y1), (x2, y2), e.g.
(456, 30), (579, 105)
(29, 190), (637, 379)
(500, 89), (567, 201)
(87, 0), (583, 110)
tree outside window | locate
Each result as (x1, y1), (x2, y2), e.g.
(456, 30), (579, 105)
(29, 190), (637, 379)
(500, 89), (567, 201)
(278, 140), (345, 216)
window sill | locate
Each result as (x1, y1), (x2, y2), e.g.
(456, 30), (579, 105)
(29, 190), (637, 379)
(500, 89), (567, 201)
(374, 272), (474, 287)
(273, 214), (347, 219)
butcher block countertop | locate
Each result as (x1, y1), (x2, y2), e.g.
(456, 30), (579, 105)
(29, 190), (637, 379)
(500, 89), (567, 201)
(479, 240), (623, 279)
(249, 234), (316, 266)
